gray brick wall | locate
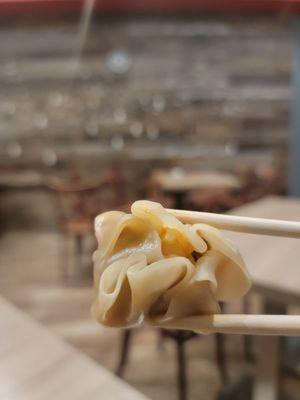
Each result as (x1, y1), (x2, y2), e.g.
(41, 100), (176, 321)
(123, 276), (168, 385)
(0, 15), (292, 167)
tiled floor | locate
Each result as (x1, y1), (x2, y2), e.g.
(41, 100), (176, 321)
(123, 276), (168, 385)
(0, 230), (298, 400)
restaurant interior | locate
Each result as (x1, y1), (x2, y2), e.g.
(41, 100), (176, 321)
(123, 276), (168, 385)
(0, 1), (299, 400)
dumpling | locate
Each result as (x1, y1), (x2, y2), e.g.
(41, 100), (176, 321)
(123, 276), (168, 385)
(91, 200), (251, 333)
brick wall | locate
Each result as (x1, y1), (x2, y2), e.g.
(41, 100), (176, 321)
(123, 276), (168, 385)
(0, 15), (292, 167)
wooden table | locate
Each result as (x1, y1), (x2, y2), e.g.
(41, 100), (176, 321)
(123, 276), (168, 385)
(226, 196), (300, 400)
(152, 169), (241, 209)
(0, 295), (148, 400)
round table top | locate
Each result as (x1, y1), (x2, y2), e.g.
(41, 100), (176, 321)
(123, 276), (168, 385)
(152, 169), (242, 193)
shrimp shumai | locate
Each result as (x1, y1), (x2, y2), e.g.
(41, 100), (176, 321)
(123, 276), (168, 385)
(92, 200), (251, 332)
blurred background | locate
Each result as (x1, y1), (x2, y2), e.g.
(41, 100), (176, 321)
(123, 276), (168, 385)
(0, 1), (299, 400)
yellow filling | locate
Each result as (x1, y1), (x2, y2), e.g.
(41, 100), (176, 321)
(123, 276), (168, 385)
(160, 227), (194, 260)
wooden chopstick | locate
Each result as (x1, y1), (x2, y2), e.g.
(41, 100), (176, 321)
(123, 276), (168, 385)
(159, 314), (300, 336)
(163, 208), (300, 336)
(168, 208), (300, 238)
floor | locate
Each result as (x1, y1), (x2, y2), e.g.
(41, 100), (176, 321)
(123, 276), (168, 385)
(0, 229), (299, 400)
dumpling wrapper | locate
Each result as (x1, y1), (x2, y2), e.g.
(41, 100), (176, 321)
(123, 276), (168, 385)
(92, 200), (251, 333)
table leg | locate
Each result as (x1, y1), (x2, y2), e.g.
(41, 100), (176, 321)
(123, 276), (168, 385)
(116, 329), (132, 377)
(162, 330), (196, 400)
(252, 300), (286, 400)
(173, 192), (185, 210)
(252, 335), (280, 400)
(215, 333), (228, 384)
(243, 297), (255, 362)
(177, 337), (187, 400)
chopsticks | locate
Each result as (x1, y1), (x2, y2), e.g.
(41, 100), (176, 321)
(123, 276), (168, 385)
(160, 314), (300, 336)
(166, 207), (300, 336)
(168, 208), (300, 238)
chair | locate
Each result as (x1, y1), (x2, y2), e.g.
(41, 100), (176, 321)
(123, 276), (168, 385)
(46, 174), (105, 279)
(116, 327), (228, 400)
